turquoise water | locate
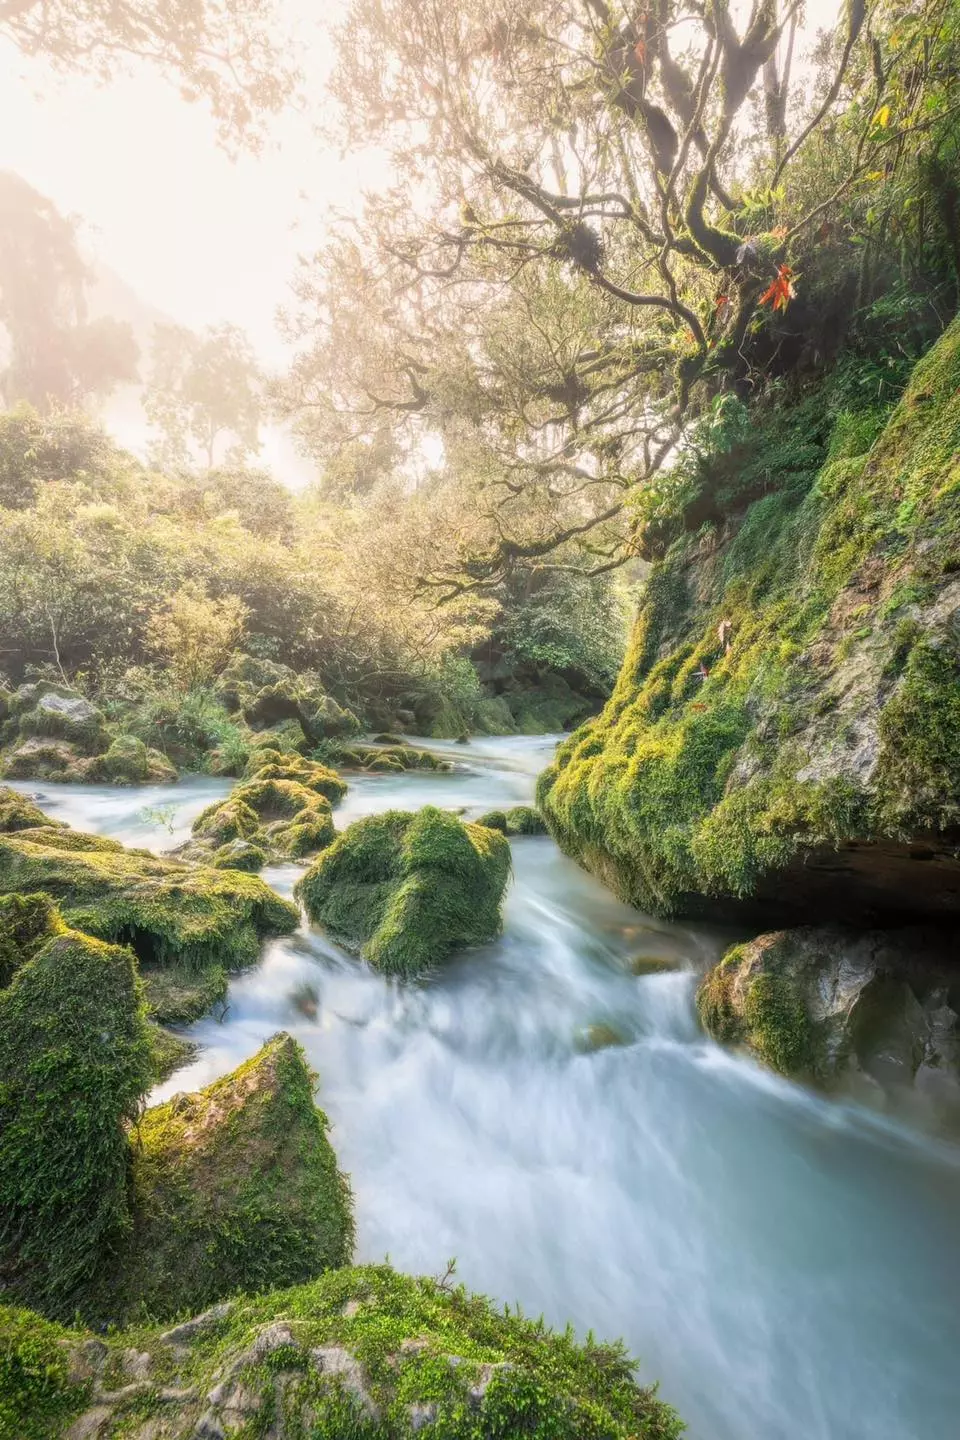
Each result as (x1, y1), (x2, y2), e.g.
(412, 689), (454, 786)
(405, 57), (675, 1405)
(14, 738), (960, 1440)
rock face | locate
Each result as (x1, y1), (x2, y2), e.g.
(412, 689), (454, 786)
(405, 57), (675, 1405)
(0, 683), (176, 784)
(0, 927), (151, 1317)
(296, 806), (511, 979)
(538, 322), (960, 924)
(697, 926), (960, 1108)
(0, 787), (299, 1022)
(0, 1264), (682, 1439)
(98, 1034), (354, 1323)
(184, 750), (345, 869)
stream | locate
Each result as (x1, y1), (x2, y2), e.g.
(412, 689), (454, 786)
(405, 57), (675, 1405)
(15, 735), (960, 1440)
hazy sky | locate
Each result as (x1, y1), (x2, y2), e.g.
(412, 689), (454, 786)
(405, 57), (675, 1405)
(0, 1), (843, 370)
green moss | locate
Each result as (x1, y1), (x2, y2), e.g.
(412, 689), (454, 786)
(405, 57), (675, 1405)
(97, 1034), (354, 1323)
(541, 320), (960, 916)
(296, 807), (511, 979)
(92, 734), (178, 785)
(0, 891), (61, 985)
(0, 1306), (88, 1440)
(697, 934), (816, 1077)
(145, 1021), (197, 1083)
(139, 962), (228, 1025)
(244, 749), (348, 801)
(477, 805), (548, 836)
(9, 1263), (681, 1439)
(0, 930), (152, 1317)
(0, 807), (299, 971)
(0, 786), (56, 833)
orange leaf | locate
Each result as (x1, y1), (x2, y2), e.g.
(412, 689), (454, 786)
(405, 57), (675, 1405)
(634, 38), (646, 64)
(758, 264), (796, 312)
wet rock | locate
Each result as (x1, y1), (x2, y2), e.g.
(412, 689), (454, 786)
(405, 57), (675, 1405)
(697, 925), (960, 1103)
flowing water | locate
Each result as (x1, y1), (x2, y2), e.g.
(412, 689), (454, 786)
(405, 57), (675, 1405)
(14, 738), (960, 1440)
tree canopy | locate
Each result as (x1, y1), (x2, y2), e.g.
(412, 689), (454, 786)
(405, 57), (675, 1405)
(278, 0), (960, 592)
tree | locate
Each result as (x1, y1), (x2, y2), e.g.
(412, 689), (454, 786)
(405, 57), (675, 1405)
(278, 0), (960, 593)
(145, 581), (249, 692)
(0, 173), (139, 411)
(0, 0), (298, 152)
(145, 322), (263, 471)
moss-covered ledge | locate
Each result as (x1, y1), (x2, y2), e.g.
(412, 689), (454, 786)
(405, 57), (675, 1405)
(0, 1263), (682, 1439)
(539, 321), (960, 922)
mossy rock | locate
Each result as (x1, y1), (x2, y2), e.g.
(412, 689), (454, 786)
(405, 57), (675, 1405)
(477, 805), (547, 836)
(211, 838), (268, 872)
(0, 738), (93, 782)
(697, 925), (960, 1090)
(145, 1021), (198, 1084)
(0, 1262), (681, 1439)
(94, 1034), (354, 1324)
(139, 961), (229, 1026)
(218, 654), (359, 743)
(192, 772), (338, 866)
(244, 750), (347, 802)
(0, 786), (59, 833)
(539, 320), (960, 921)
(91, 734), (178, 785)
(0, 801), (299, 971)
(8, 683), (108, 755)
(0, 928), (152, 1318)
(0, 891), (61, 986)
(296, 806), (511, 979)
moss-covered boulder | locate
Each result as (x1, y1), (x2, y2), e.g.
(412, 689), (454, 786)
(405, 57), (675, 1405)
(0, 1263), (681, 1439)
(477, 805), (548, 836)
(188, 754), (344, 868)
(216, 653), (360, 743)
(0, 786), (57, 833)
(697, 926), (960, 1100)
(0, 891), (60, 985)
(0, 687), (178, 785)
(539, 321), (960, 923)
(91, 734), (178, 785)
(0, 795), (299, 1012)
(97, 1034), (354, 1323)
(0, 929), (151, 1316)
(297, 806), (510, 979)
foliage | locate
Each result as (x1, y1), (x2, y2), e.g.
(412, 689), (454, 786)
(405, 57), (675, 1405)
(145, 581), (248, 693)
(277, 0), (960, 588)
(297, 806), (511, 979)
(96, 1034), (354, 1323)
(0, 929), (151, 1317)
(539, 318), (960, 916)
(0, 0), (298, 153)
(144, 322), (263, 470)
(0, 174), (138, 412)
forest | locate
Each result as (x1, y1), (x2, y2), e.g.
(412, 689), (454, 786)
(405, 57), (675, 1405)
(0, 1), (959, 1438)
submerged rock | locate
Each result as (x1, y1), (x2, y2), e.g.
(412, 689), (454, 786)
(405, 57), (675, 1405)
(0, 1263), (681, 1439)
(697, 926), (960, 1104)
(539, 322), (960, 924)
(97, 1033), (354, 1323)
(296, 806), (511, 979)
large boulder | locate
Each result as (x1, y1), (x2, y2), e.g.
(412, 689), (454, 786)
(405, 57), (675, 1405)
(98, 1034), (354, 1323)
(8, 683), (108, 755)
(0, 928), (152, 1317)
(697, 926), (960, 1106)
(0, 788), (298, 1022)
(539, 322), (960, 924)
(0, 1264), (681, 1440)
(296, 805), (511, 979)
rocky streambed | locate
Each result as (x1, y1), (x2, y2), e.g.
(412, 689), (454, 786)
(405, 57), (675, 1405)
(11, 734), (960, 1440)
